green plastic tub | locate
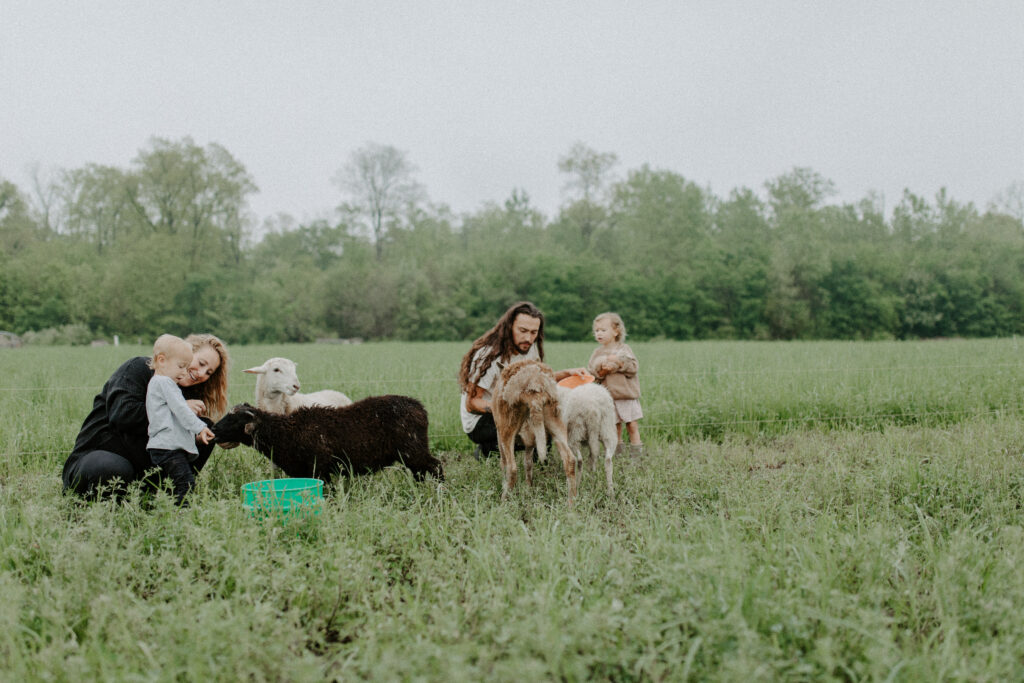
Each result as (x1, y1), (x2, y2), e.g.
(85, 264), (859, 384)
(241, 478), (324, 520)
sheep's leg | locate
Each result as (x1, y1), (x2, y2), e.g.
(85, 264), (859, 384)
(520, 429), (536, 488)
(587, 432), (602, 471)
(495, 414), (519, 501)
(571, 442), (583, 489)
(554, 435), (578, 506)
(544, 407), (577, 506)
(533, 416), (548, 464)
(499, 439), (517, 500)
(602, 441), (615, 496)
(602, 422), (618, 495)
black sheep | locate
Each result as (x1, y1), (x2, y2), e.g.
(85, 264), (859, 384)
(211, 395), (443, 482)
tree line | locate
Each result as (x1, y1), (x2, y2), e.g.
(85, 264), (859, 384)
(1, 136), (1022, 344)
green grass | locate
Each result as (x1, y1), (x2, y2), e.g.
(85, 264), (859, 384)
(2, 340), (1024, 680)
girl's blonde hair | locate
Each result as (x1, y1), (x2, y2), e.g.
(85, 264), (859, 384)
(593, 312), (626, 343)
(185, 333), (230, 420)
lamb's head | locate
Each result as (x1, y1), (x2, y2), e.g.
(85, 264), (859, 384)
(500, 359), (559, 414)
(243, 357), (301, 396)
(211, 403), (260, 446)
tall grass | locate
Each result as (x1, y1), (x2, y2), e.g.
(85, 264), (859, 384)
(2, 340), (1023, 679)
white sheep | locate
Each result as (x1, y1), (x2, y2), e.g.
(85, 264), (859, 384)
(557, 383), (618, 495)
(243, 357), (352, 414)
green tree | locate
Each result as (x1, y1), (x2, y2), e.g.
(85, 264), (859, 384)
(334, 143), (424, 261)
(91, 234), (192, 337)
(710, 189), (771, 338)
(0, 178), (42, 255)
(555, 142), (618, 247)
(610, 165), (712, 273)
(131, 137), (257, 266)
(60, 164), (139, 253)
(252, 218), (351, 272)
(989, 181), (1024, 223)
(0, 242), (92, 333)
(763, 168), (838, 338)
(892, 190), (936, 244)
(817, 256), (899, 339)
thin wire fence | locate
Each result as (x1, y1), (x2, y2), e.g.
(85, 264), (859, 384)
(7, 407), (1020, 458)
(6, 360), (1023, 455)
(4, 362), (1024, 392)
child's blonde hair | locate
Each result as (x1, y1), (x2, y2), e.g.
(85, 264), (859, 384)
(149, 334), (192, 366)
(593, 312), (626, 343)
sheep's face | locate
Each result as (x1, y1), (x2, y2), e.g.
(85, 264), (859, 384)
(501, 361), (557, 412)
(521, 381), (553, 415)
(211, 404), (259, 446)
(243, 357), (301, 396)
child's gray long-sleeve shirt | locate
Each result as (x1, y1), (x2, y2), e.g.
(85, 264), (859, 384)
(146, 374), (208, 456)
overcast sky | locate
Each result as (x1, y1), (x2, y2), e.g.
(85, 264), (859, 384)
(2, 1), (1022, 227)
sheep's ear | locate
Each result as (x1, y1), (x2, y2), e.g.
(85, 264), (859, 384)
(243, 365), (266, 374)
(244, 422), (256, 436)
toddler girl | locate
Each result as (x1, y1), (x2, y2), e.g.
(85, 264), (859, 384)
(588, 312), (643, 458)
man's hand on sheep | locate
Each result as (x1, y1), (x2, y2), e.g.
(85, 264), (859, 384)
(554, 367), (589, 382)
(196, 427), (215, 445)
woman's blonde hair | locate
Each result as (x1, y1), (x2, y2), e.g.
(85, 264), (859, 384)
(593, 312), (626, 343)
(185, 333), (230, 420)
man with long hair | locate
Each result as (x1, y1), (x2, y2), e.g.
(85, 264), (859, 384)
(458, 301), (584, 458)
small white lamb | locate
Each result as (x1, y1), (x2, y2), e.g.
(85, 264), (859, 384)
(243, 357), (352, 414)
(557, 383), (618, 495)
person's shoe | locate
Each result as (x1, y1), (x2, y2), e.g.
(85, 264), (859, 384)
(629, 443), (644, 460)
(473, 444), (484, 461)
(614, 443), (627, 457)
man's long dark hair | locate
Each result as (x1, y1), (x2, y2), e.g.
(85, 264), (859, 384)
(458, 301), (545, 391)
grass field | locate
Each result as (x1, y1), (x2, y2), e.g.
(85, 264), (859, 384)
(2, 340), (1024, 680)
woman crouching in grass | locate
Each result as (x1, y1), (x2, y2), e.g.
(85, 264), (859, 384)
(61, 333), (232, 501)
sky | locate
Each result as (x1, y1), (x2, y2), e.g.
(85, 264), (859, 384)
(2, 1), (1022, 228)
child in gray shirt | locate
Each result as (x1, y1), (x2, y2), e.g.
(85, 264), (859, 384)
(146, 335), (216, 504)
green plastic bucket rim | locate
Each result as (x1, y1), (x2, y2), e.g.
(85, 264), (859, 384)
(241, 478), (324, 507)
